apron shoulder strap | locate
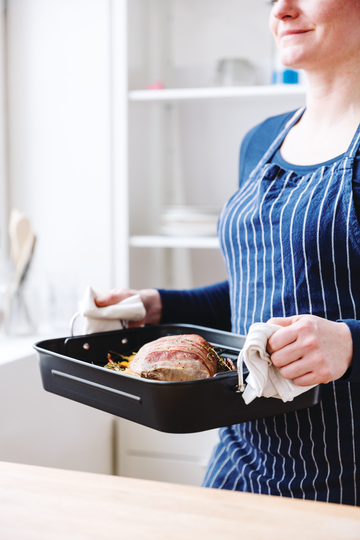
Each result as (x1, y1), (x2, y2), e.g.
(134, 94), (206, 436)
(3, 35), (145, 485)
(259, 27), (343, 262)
(249, 107), (305, 181)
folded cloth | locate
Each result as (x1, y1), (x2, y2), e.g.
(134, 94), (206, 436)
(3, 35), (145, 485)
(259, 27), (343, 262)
(239, 322), (317, 404)
(78, 286), (146, 334)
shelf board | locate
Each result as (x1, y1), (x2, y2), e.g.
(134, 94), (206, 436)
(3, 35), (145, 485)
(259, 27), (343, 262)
(128, 84), (307, 102)
(129, 235), (220, 249)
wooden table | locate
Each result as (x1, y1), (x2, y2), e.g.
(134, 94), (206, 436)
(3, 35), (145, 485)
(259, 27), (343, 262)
(1, 461), (360, 540)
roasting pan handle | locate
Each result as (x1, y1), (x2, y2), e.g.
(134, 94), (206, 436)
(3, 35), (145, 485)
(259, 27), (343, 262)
(51, 369), (142, 403)
(70, 312), (80, 336)
(69, 312), (128, 337)
(236, 350), (246, 394)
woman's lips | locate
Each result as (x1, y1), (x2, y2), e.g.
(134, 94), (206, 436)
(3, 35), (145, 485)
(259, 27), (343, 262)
(280, 29), (311, 38)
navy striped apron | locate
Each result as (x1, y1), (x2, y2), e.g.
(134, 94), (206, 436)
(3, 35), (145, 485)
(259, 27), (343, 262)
(203, 109), (360, 505)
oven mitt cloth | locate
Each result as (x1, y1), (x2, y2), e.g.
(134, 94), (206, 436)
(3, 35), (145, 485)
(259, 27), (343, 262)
(78, 286), (146, 334)
(239, 322), (317, 404)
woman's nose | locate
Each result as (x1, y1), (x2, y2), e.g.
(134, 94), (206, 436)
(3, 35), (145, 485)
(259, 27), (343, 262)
(272, 0), (300, 20)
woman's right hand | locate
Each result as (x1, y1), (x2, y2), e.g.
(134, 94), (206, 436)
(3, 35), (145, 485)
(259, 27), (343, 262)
(94, 288), (162, 328)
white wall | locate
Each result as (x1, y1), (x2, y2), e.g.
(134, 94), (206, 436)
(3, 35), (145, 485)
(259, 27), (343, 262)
(0, 0), (118, 478)
(6, 0), (115, 332)
(0, 1), (9, 268)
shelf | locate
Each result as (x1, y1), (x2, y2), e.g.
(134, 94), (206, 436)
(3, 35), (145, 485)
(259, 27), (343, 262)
(129, 235), (220, 249)
(128, 84), (307, 102)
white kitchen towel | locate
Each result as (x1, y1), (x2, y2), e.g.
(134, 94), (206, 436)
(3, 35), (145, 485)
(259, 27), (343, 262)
(239, 322), (317, 404)
(78, 286), (146, 334)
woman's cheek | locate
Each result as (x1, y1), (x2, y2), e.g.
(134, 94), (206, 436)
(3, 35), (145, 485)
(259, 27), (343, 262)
(269, 14), (278, 41)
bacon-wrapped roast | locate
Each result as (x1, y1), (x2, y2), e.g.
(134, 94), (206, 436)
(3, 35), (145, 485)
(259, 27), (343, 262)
(105, 334), (235, 381)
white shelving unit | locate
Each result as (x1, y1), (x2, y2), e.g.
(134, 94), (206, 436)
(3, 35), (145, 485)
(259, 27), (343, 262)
(127, 83), (306, 254)
(129, 84), (307, 102)
(129, 234), (220, 249)
(130, 235), (219, 251)
(113, 0), (307, 486)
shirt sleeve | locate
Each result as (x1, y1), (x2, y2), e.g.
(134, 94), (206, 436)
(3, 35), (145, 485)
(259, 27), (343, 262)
(158, 281), (231, 331)
(337, 319), (360, 383)
(352, 153), (360, 223)
(338, 153), (360, 382)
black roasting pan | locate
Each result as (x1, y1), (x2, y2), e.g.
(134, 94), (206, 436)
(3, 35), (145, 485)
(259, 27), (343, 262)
(33, 324), (321, 434)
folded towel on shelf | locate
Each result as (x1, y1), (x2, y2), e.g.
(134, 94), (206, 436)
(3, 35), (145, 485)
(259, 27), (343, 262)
(78, 286), (146, 335)
(239, 322), (316, 404)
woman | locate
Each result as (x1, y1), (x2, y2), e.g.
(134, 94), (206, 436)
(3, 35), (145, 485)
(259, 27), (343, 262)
(96, 0), (360, 504)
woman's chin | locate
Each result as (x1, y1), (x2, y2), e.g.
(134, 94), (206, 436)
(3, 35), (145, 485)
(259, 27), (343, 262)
(278, 50), (308, 72)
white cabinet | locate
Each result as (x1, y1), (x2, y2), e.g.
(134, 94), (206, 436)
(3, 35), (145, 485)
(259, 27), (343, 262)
(0, 344), (113, 474)
(113, 0), (307, 486)
(116, 419), (219, 486)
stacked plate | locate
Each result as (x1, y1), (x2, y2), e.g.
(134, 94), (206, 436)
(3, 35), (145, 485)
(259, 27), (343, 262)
(160, 206), (221, 237)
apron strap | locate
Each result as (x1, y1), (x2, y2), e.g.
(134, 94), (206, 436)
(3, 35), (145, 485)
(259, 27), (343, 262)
(347, 122), (360, 158)
(248, 107), (305, 182)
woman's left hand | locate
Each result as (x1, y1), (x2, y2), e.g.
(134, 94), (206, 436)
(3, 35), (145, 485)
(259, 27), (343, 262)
(266, 315), (353, 386)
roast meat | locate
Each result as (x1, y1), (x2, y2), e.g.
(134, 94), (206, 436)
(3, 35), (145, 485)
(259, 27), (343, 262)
(128, 334), (219, 381)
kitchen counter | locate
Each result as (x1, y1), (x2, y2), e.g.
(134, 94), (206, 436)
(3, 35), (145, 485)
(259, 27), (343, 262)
(1, 461), (360, 539)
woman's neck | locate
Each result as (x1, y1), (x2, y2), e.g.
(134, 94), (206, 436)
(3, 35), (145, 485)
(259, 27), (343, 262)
(280, 61), (360, 166)
(304, 58), (360, 127)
